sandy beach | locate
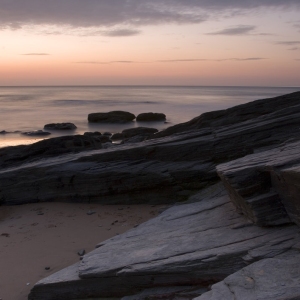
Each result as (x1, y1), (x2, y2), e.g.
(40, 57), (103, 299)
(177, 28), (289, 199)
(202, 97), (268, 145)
(0, 202), (165, 300)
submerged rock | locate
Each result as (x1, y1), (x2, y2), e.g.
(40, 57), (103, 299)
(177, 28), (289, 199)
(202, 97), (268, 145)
(88, 111), (136, 123)
(21, 130), (51, 136)
(44, 123), (77, 130)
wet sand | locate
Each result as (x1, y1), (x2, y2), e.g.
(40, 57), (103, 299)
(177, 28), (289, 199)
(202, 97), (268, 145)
(0, 202), (165, 300)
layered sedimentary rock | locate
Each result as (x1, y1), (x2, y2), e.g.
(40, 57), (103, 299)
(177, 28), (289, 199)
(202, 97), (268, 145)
(28, 184), (300, 299)
(1, 92), (300, 205)
(217, 140), (300, 227)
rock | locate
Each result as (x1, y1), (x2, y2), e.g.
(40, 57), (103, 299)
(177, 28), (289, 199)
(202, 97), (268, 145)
(83, 131), (102, 136)
(136, 113), (166, 122)
(2, 92), (300, 205)
(217, 140), (300, 227)
(121, 286), (208, 300)
(103, 132), (112, 136)
(111, 127), (158, 143)
(22, 130), (51, 136)
(0, 135), (104, 169)
(111, 132), (124, 140)
(77, 249), (85, 256)
(194, 253), (300, 300)
(88, 111), (136, 123)
(28, 185), (300, 299)
(122, 127), (158, 138)
(44, 123), (77, 130)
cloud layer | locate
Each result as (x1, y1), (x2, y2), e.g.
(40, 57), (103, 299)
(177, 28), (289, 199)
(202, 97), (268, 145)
(0, 0), (300, 32)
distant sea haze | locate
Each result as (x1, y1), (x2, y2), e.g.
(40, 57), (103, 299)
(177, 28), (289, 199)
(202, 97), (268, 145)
(0, 86), (299, 146)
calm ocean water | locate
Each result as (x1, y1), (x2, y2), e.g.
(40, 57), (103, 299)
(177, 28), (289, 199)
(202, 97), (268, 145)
(0, 86), (299, 147)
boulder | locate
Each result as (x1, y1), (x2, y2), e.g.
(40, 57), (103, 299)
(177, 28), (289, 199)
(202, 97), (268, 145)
(44, 123), (77, 130)
(88, 111), (136, 123)
(28, 184), (300, 299)
(136, 112), (166, 122)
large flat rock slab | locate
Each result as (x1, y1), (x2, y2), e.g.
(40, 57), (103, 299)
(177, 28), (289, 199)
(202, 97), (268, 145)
(195, 252), (300, 300)
(28, 186), (300, 299)
(217, 140), (300, 226)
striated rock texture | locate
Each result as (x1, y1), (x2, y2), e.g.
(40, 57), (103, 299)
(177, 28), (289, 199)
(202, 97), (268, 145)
(195, 253), (300, 300)
(88, 111), (136, 123)
(217, 140), (300, 227)
(28, 184), (300, 300)
(1, 92), (300, 205)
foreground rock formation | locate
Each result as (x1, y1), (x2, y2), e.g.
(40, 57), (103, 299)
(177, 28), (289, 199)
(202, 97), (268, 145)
(1, 92), (300, 299)
(28, 183), (300, 299)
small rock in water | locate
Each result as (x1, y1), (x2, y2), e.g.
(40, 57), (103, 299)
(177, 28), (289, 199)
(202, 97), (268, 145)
(22, 130), (51, 136)
(45, 267), (50, 270)
(78, 249), (85, 256)
(87, 210), (96, 215)
(26, 283), (30, 286)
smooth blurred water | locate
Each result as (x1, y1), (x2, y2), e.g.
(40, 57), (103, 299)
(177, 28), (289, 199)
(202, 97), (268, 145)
(0, 85), (299, 146)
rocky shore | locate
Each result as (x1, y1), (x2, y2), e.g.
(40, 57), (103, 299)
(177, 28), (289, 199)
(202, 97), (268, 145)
(1, 92), (300, 299)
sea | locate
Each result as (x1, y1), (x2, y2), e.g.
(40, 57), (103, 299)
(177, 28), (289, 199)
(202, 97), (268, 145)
(0, 85), (299, 147)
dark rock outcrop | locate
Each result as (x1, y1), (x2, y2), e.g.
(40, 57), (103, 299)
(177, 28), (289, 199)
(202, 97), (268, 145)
(88, 111), (136, 123)
(111, 127), (158, 142)
(0, 134), (106, 169)
(1, 92), (300, 206)
(28, 184), (300, 299)
(136, 112), (166, 122)
(44, 123), (77, 130)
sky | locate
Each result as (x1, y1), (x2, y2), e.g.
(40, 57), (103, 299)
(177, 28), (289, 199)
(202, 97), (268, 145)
(0, 0), (300, 86)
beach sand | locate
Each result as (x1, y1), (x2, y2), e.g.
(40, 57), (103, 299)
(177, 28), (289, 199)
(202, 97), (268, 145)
(0, 202), (165, 300)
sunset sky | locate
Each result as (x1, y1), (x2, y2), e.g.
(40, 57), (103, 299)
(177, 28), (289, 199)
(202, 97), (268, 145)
(0, 0), (300, 86)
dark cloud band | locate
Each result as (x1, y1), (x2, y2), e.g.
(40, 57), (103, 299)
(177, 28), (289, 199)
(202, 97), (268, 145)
(0, 0), (299, 31)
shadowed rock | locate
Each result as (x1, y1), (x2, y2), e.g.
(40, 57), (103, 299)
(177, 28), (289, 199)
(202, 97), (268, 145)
(88, 111), (136, 123)
(22, 130), (51, 136)
(44, 123), (77, 130)
(1, 92), (300, 206)
(217, 140), (300, 227)
(136, 112), (166, 122)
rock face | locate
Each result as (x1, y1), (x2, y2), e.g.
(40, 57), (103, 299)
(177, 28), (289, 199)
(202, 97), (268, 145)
(217, 140), (300, 227)
(1, 92), (300, 206)
(28, 184), (300, 300)
(0, 134), (106, 170)
(136, 112), (166, 122)
(195, 253), (300, 300)
(88, 111), (136, 123)
(44, 123), (77, 130)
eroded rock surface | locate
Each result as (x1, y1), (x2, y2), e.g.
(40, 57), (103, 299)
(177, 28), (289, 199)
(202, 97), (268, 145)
(195, 252), (300, 300)
(217, 140), (300, 226)
(28, 184), (300, 300)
